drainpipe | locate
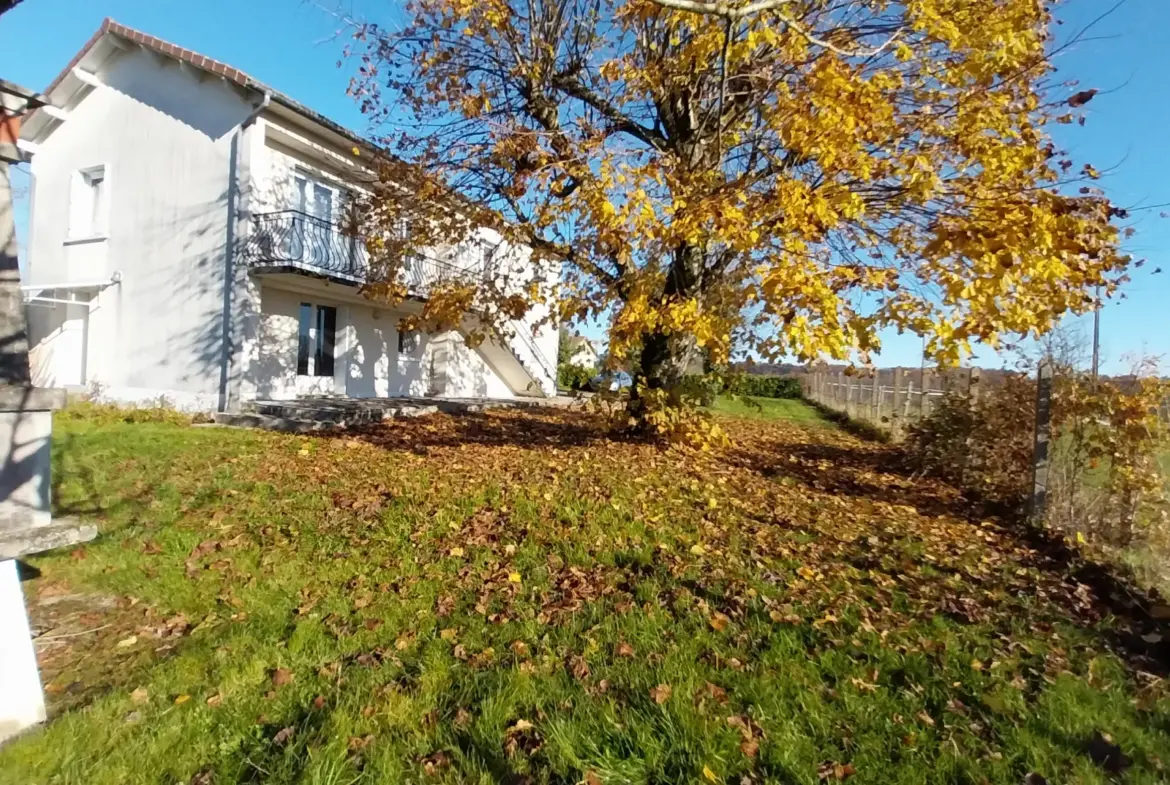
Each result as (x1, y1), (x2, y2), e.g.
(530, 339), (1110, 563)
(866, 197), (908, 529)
(217, 89), (272, 413)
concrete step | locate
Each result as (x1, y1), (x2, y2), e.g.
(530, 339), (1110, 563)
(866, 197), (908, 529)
(212, 412), (337, 433)
(246, 401), (441, 423)
(216, 404), (444, 433)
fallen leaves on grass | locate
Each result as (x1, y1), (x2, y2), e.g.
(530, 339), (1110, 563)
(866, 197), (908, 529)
(421, 750), (451, 775)
(21, 406), (1170, 783)
(818, 762), (857, 781)
(650, 684), (672, 704)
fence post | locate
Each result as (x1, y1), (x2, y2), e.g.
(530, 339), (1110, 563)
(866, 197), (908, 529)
(871, 370), (880, 423)
(892, 369), (904, 432)
(1029, 361), (1054, 520)
(918, 368), (930, 420)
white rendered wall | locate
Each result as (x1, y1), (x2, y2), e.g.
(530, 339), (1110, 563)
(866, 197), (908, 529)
(25, 48), (255, 407)
(251, 283), (516, 400)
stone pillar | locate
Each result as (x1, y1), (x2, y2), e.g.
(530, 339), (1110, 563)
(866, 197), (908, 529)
(0, 93), (97, 740)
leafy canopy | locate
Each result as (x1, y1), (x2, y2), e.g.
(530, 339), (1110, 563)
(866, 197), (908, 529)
(348, 0), (1130, 369)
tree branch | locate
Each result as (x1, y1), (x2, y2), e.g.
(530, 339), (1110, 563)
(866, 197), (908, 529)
(644, 0), (902, 58)
(551, 73), (668, 150)
(644, 0), (795, 21)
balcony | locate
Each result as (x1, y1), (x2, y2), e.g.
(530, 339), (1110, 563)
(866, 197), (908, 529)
(239, 210), (479, 295)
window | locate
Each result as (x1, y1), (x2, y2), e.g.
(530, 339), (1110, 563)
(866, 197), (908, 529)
(295, 173), (337, 222)
(398, 330), (420, 356)
(315, 305), (336, 377)
(68, 165), (107, 239)
(296, 302), (337, 377)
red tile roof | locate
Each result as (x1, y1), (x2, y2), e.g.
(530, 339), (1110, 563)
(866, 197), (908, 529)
(44, 18), (261, 96)
(37, 18), (374, 153)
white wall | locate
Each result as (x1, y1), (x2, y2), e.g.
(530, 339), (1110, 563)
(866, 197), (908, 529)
(26, 48), (256, 407)
(26, 301), (87, 387)
(251, 282), (519, 401)
(436, 332), (515, 399)
(569, 342), (599, 368)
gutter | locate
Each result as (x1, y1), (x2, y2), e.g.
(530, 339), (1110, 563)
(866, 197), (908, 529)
(217, 89), (272, 413)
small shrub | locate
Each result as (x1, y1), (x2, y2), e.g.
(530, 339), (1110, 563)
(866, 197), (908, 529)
(678, 374), (723, 407)
(558, 363), (597, 391)
(58, 400), (193, 427)
(903, 374), (1034, 510)
(905, 363), (1169, 549)
(618, 384), (729, 450)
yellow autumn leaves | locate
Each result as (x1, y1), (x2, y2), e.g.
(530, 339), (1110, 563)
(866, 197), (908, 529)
(353, 0), (1129, 386)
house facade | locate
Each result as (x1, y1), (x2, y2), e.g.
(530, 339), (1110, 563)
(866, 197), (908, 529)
(18, 19), (559, 412)
(566, 335), (601, 369)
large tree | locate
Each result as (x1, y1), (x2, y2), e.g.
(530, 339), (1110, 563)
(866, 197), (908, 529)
(346, 0), (1129, 423)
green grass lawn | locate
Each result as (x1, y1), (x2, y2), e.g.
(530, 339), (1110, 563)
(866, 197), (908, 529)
(2, 406), (1169, 784)
(709, 395), (831, 424)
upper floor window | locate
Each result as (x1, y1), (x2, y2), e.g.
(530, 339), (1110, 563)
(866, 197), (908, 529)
(69, 165), (107, 240)
(294, 172), (348, 224)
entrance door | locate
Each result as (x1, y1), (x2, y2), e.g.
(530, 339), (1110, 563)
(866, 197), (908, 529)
(295, 301), (339, 396)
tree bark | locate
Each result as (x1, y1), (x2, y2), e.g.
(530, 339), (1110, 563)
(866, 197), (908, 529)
(628, 242), (704, 428)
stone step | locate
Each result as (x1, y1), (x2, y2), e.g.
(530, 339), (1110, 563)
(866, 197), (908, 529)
(246, 401), (441, 423)
(211, 412), (336, 433)
(215, 404), (444, 433)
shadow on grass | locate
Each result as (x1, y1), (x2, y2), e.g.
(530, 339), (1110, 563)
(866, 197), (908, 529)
(337, 410), (620, 455)
(726, 435), (975, 522)
(712, 401), (1170, 680)
(1011, 521), (1170, 676)
(801, 398), (891, 442)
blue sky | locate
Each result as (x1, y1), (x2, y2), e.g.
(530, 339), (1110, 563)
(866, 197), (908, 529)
(3, 0), (1167, 373)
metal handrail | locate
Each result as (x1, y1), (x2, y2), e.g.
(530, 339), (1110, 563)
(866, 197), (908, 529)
(505, 322), (557, 388)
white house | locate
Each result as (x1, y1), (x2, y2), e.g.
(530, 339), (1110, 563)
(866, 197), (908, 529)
(18, 19), (560, 412)
(565, 335), (601, 368)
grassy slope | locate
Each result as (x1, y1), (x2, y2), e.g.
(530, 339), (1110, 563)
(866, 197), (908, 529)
(709, 395), (832, 424)
(2, 407), (1168, 784)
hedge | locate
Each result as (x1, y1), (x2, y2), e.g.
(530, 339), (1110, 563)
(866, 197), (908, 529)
(726, 374), (803, 399)
(558, 363), (597, 391)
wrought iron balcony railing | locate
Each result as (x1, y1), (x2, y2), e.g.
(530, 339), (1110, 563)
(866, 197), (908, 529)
(239, 209), (558, 388)
(239, 210), (485, 296)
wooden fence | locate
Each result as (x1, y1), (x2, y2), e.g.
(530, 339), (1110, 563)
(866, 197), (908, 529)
(803, 367), (982, 435)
